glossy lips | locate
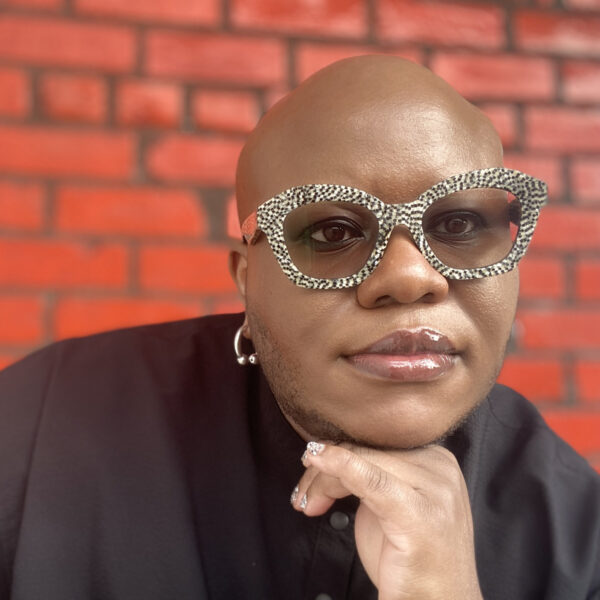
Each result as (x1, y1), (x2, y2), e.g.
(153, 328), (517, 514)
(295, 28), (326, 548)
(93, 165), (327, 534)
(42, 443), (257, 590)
(346, 328), (457, 382)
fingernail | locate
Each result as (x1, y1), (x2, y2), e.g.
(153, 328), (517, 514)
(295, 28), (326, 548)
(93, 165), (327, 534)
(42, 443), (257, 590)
(299, 493), (308, 511)
(290, 486), (299, 505)
(306, 441), (325, 456)
(301, 451), (307, 463)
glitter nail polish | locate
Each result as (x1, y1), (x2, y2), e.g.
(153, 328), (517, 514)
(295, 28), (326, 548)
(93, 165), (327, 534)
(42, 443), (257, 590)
(307, 441), (325, 456)
(290, 485), (299, 505)
(299, 494), (307, 510)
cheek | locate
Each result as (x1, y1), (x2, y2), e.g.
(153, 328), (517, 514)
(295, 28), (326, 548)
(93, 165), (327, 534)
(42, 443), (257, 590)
(244, 244), (347, 350)
(457, 270), (519, 355)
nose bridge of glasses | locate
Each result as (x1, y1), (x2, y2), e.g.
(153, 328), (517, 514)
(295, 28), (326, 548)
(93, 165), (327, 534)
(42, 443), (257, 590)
(385, 201), (422, 238)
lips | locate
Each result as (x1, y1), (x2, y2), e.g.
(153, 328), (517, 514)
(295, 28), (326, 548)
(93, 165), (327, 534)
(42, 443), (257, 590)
(345, 328), (458, 382)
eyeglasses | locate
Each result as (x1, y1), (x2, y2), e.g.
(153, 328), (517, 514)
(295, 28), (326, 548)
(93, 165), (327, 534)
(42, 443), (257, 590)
(241, 168), (548, 290)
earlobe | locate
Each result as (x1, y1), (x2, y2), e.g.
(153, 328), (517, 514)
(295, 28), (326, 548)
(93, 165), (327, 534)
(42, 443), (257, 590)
(228, 240), (249, 303)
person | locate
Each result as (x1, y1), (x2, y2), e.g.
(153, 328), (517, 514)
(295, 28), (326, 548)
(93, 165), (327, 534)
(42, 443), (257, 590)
(0, 56), (598, 600)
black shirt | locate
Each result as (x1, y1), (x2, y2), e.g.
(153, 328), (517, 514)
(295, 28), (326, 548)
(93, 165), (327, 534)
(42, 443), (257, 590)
(0, 313), (598, 599)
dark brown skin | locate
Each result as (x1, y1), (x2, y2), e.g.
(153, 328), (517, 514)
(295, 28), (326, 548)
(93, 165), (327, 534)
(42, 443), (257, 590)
(230, 56), (515, 598)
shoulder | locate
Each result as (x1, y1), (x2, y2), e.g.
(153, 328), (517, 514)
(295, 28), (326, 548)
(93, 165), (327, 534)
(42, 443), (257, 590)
(0, 314), (247, 595)
(1, 312), (243, 386)
(0, 312), (246, 457)
(484, 383), (598, 484)
(471, 384), (600, 598)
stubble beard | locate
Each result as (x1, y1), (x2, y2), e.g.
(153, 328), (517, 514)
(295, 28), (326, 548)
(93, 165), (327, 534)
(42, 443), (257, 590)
(246, 307), (510, 451)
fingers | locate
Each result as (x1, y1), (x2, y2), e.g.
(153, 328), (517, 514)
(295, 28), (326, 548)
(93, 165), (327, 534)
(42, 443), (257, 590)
(291, 443), (350, 515)
(291, 441), (467, 521)
(299, 443), (419, 520)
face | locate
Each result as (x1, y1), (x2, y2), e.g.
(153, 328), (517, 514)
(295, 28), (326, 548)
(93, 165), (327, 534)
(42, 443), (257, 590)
(234, 84), (519, 450)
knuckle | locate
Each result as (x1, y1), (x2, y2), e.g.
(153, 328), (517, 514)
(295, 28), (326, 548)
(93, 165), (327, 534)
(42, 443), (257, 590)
(364, 465), (390, 495)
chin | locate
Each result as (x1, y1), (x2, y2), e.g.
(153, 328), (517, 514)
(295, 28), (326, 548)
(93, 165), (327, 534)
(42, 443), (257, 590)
(280, 396), (473, 451)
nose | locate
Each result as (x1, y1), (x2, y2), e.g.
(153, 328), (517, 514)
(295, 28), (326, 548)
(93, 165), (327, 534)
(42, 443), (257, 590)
(356, 227), (449, 308)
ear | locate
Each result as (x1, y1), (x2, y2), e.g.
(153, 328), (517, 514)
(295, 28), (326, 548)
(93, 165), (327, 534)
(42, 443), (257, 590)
(228, 239), (248, 305)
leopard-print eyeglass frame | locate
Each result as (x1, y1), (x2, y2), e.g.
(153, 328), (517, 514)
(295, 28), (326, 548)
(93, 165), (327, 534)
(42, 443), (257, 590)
(241, 168), (548, 290)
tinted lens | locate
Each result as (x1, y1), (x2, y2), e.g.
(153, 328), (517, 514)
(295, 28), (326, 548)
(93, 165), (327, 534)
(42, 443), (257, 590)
(283, 201), (378, 279)
(423, 187), (521, 269)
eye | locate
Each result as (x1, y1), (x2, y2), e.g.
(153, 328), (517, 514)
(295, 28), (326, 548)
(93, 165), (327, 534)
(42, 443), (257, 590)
(427, 211), (483, 239)
(303, 218), (365, 250)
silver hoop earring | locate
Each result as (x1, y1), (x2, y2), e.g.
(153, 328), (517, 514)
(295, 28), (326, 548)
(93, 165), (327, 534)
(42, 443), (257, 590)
(234, 325), (259, 366)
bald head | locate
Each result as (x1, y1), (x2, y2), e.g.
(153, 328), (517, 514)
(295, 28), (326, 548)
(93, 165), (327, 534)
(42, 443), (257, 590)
(236, 55), (502, 222)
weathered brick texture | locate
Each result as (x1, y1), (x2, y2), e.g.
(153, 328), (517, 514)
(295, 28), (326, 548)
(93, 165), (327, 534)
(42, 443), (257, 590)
(0, 16), (136, 71)
(0, 0), (598, 467)
(431, 54), (555, 101)
(0, 126), (135, 178)
(39, 73), (107, 123)
(0, 181), (44, 230)
(0, 68), (30, 118)
(55, 186), (207, 237)
(376, 1), (505, 48)
(230, 0), (367, 37)
(74, 0), (220, 25)
(116, 80), (183, 128)
(54, 297), (204, 339)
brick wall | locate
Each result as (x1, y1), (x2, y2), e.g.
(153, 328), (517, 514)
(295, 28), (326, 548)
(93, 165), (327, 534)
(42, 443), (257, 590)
(0, 0), (598, 468)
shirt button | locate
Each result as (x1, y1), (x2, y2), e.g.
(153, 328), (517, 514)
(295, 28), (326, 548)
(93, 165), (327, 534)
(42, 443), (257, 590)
(329, 511), (350, 530)
(315, 595), (333, 600)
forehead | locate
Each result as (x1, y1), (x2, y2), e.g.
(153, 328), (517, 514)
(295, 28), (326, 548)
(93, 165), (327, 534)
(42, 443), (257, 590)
(238, 98), (503, 215)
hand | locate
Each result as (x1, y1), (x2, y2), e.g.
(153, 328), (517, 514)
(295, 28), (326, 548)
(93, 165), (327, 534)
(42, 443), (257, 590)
(291, 443), (483, 600)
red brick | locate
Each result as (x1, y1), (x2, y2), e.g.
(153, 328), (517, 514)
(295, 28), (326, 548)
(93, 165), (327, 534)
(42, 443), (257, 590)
(145, 31), (285, 85)
(571, 158), (600, 204)
(376, 0), (505, 48)
(497, 358), (564, 402)
(529, 207), (600, 250)
(518, 256), (565, 300)
(54, 297), (203, 339)
(575, 260), (600, 300)
(295, 44), (423, 82)
(0, 296), (44, 344)
(3, 0), (62, 8)
(140, 245), (236, 293)
(0, 181), (44, 230)
(564, 0), (600, 9)
(542, 410), (600, 455)
(147, 135), (243, 185)
(212, 298), (245, 315)
(0, 240), (127, 288)
(227, 193), (241, 239)
(75, 0), (219, 25)
(576, 361), (600, 404)
(231, 0), (366, 37)
(432, 54), (555, 101)
(519, 309), (600, 350)
(55, 185), (207, 237)
(563, 61), (600, 103)
(0, 68), (29, 118)
(515, 11), (600, 56)
(192, 90), (259, 134)
(525, 107), (600, 153)
(479, 104), (518, 148)
(0, 16), (135, 72)
(0, 126), (135, 179)
(40, 73), (106, 123)
(116, 80), (182, 128)
(503, 154), (564, 201)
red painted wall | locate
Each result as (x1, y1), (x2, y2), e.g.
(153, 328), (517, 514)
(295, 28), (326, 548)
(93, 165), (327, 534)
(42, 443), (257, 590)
(0, 0), (598, 468)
